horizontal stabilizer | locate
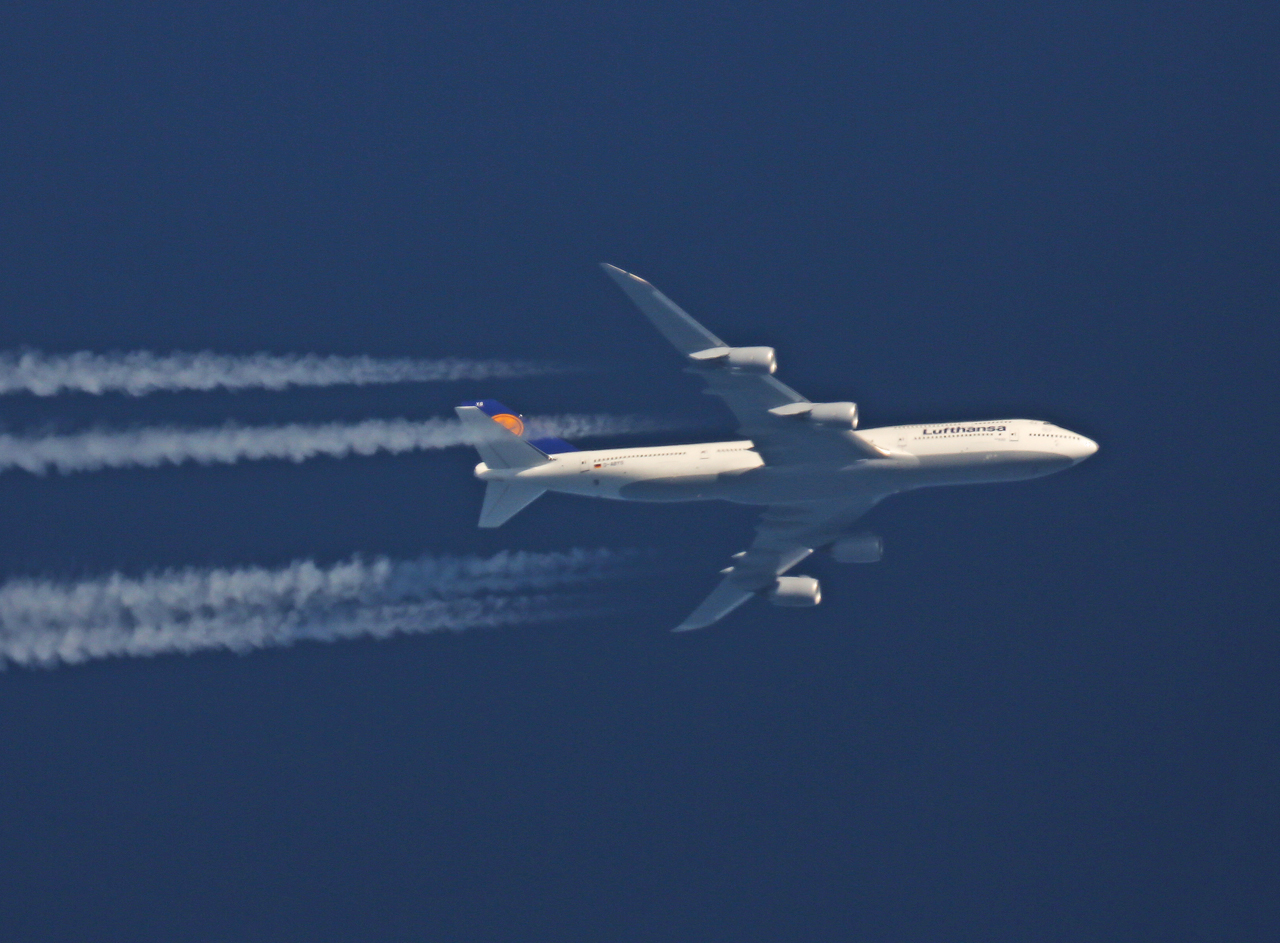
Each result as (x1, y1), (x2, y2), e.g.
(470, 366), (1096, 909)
(478, 481), (545, 528)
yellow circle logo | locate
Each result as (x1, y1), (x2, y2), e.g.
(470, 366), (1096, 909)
(492, 413), (524, 436)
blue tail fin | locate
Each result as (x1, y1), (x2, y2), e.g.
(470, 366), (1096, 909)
(459, 399), (578, 454)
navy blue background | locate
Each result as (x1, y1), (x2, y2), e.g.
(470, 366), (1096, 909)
(1, 3), (1277, 941)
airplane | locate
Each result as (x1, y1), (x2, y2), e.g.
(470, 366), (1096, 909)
(456, 263), (1098, 631)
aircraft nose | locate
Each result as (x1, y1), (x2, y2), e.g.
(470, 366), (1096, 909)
(1071, 436), (1099, 463)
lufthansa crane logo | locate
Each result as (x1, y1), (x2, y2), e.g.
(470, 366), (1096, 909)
(491, 413), (525, 436)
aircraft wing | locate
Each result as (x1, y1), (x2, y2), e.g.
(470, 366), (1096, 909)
(675, 494), (884, 631)
(600, 264), (885, 465)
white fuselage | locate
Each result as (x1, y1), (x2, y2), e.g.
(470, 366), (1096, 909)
(476, 419), (1098, 507)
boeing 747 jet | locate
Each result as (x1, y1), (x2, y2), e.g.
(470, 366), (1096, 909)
(458, 264), (1097, 631)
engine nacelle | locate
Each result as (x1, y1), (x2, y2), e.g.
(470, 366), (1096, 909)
(831, 533), (883, 564)
(725, 346), (777, 374)
(807, 401), (859, 428)
(767, 576), (821, 607)
(766, 400), (859, 429)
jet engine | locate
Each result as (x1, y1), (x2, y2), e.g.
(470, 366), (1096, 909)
(688, 345), (777, 374)
(806, 401), (858, 428)
(831, 533), (883, 563)
(767, 576), (822, 607)
(724, 346), (777, 374)
(766, 400), (859, 429)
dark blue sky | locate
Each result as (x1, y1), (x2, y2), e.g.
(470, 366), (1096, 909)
(1, 3), (1277, 941)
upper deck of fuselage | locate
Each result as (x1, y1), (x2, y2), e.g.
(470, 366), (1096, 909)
(859, 419), (1097, 461)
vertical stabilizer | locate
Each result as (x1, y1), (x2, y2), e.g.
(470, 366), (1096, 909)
(454, 404), (551, 469)
(478, 481), (545, 527)
(456, 400), (553, 527)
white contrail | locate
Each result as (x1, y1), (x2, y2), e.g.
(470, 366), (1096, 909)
(0, 548), (626, 667)
(0, 414), (660, 475)
(0, 350), (561, 397)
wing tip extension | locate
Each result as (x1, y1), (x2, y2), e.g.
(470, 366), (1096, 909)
(598, 262), (728, 356)
(599, 261), (629, 280)
(670, 577), (756, 632)
(599, 262), (652, 290)
(672, 617), (711, 633)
